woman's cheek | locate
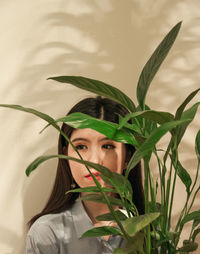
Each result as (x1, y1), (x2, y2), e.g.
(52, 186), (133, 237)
(103, 152), (118, 172)
(69, 161), (81, 178)
(103, 149), (125, 174)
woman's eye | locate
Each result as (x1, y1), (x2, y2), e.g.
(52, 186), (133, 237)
(75, 144), (87, 150)
(102, 144), (115, 149)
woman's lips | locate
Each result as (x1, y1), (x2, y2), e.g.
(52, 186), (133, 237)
(85, 173), (101, 181)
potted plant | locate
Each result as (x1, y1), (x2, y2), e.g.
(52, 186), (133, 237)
(0, 21), (199, 253)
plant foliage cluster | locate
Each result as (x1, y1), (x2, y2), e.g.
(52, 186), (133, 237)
(1, 22), (200, 253)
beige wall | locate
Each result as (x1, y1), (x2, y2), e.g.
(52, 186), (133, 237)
(0, 1), (199, 253)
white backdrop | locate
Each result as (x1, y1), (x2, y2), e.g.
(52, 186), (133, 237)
(0, 1), (199, 253)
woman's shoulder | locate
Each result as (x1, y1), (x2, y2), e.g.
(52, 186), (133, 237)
(26, 210), (73, 253)
(27, 208), (72, 238)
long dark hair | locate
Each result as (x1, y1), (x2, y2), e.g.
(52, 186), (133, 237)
(29, 96), (144, 227)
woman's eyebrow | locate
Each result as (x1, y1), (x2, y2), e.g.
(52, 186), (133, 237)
(100, 137), (110, 141)
(71, 137), (110, 142)
(71, 137), (88, 142)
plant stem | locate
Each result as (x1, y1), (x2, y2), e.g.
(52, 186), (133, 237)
(175, 161), (199, 235)
(144, 158), (151, 254)
(165, 161), (173, 231)
(154, 151), (163, 204)
(168, 164), (177, 232)
(175, 194), (190, 232)
(149, 168), (156, 212)
(189, 161), (200, 199)
(154, 150), (166, 230)
(167, 136), (178, 231)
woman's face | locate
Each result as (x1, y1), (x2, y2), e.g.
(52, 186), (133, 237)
(67, 128), (126, 188)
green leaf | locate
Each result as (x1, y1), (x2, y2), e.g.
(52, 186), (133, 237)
(176, 160), (192, 194)
(78, 194), (124, 207)
(113, 249), (126, 254)
(192, 228), (200, 242)
(100, 172), (133, 203)
(118, 112), (142, 130)
(26, 153), (133, 207)
(195, 130), (200, 161)
(175, 88), (200, 120)
(123, 212), (160, 237)
(170, 156), (192, 194)
(0, 104), (59, 131)
(166, 231), (179, 242)
(118, 110), (174, 130)
(57, 112), (138, 146)
(82, 226), (122, 238)
(66, 186), (117, 194)
(181, 210), (200, 227)
(178, 241), (198, 252)
(48, 76), (136, 112)
(136, 21), (182, 109)
(96, 210), (128, 221)
(26, 154), (114, 178)
(176, 102), (200, 145)
(193, 218), (200, 229)
(25, 154), (65, 176)
(114, 232), (145, 254)
(140, 110), (174, 125)
(126, 119), (189, 176)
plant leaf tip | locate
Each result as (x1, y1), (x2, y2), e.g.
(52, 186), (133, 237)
(25, 170), (30, 177)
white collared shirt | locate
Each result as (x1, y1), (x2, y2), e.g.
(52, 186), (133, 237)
(25, 200), (124, 254)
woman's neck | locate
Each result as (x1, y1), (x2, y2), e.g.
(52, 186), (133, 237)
(82, 199), (110, 225)
(81, 194), (118, 241)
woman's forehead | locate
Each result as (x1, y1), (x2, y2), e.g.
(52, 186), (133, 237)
(70, 128), (107, 140)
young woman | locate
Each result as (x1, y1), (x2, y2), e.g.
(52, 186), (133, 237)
(26, 96), (144, 254)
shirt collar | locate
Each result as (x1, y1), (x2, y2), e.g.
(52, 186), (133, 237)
(71, 199), (93, 239)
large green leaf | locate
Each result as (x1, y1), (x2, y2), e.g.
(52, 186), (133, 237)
(56, 112), (138, 146)
(113, 249), (126, 254)
(175, 88), (200, 120)
(25, 154), (133, 207)
(48, 76), (136, 112)
(25, 154), (117, 177)
(100, 172), (133, 203)
(67, 186), (117, 194)
(78, 194), (124, 207)
(118, 115), (142, 134)
(0, 104), (59, 130)
(195, 130), (200, 161)
(114, 232), (145, 254)
(82, 226), (122, 238)
(96, 210), (128, 221)
(137, 110), (174, 125)
(123, 212), (160, 237)
(136, 21), (182, 109)
(126, 119), (189, 176)
(118, 110), (174, 130)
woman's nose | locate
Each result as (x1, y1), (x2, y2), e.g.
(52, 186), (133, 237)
(88, 150), (102, 164)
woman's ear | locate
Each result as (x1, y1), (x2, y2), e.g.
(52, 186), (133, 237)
(123, 161), (128, 170)
(125, 150), (131, 163)
(123, 147), (132, 170)
(63, 146), (67, 155)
